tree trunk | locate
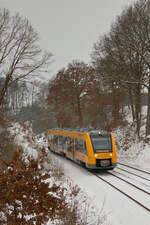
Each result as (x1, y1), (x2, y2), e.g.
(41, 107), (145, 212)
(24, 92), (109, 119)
(111, 85), (120, 122)
(128, 87), (135, 121)
(77, 99), (83, 127)
(146, 84), (150, 136)
(134, 83), (141, 138)
(0, 76), (10, 107)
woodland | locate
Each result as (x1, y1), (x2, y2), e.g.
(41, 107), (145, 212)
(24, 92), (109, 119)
(0, 0), (150, 224)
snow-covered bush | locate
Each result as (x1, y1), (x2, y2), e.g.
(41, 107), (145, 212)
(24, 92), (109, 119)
(1, 122), (111, 225)
(113, 106), (150, 170)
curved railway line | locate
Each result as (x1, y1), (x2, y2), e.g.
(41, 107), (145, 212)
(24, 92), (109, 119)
(49, 147), (150, 213)
(115, 166), (150, 182)
(93, 172), (150, 212)
(117, 162), (150, 175)
(116, 162), (150, 186)
(92, 162), (150, 213)
(108, 170), (150, 194)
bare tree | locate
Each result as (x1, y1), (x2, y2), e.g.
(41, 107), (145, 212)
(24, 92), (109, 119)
(91, 0), (150, 137)
(0, 8), (53, 108)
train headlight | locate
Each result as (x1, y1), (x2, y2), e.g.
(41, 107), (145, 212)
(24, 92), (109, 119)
(110, 153), (112, 156)
(94, 154), (98, 158)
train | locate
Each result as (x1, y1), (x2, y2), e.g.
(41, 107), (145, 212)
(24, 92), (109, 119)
(47, 128), (117, 170)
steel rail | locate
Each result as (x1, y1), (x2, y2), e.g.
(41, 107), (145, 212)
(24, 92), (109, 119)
(93, 172), (150, 213)
(107, 171), (150, 195)
(116, 166), (150, 182)
(118, 162), (150, 175)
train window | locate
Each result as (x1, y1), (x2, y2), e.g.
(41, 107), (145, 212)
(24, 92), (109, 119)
(57, 136), (64, 148)
(91, 135), (112, 152)
(60, 136), (66, 149)
(62, 137), (67, 149)
(48, 134), (54, 150)
(52, 135), (66, 149)
(48, 135), (51, 142)
(66, 137), (73, 152)
(53, 135), (59, 147)
(75, 139), (87, 154)
(48, 134), (54, 141)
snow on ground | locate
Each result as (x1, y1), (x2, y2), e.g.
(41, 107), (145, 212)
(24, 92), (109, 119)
(8, 122), (39, 159)
(54, 155), (150, 225)
(8, 123), (110, 225)
(114, 106), (150, 171)
(8, 113), (150, 225)
(114, 125), (150, 170)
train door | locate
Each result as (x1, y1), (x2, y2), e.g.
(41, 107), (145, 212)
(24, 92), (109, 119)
(66, 137), (74, 160)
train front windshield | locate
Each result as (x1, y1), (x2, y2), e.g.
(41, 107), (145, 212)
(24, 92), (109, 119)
(90, 134), (112, 152)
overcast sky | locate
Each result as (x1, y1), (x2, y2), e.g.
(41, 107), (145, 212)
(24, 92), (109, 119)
(1, 0), (135, 78)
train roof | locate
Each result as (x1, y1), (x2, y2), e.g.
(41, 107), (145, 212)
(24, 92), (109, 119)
(48, 128), (110, 136)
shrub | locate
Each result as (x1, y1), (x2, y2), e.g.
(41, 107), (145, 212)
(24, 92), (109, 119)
(0, 149), (67, 225)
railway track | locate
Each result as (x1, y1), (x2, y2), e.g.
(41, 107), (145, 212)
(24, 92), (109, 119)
(93, 170), (150, 212)
(117, 162), (150, 175)
(116, 166), (150, 182)
(116, 162), (150, 188)
(108, 170), (150, 194)
(50, 148), (150, 212)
